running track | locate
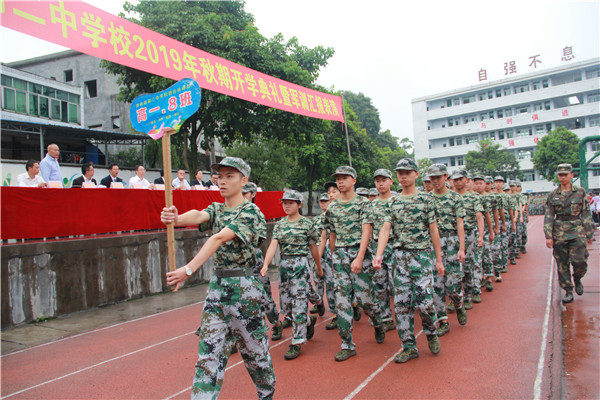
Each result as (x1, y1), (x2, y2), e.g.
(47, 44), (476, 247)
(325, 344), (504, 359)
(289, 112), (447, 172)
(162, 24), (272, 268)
(1, 217), (563, 399)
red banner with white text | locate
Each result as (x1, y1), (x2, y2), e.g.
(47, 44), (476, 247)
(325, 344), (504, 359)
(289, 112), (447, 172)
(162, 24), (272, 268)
(0, 1), (344, 122)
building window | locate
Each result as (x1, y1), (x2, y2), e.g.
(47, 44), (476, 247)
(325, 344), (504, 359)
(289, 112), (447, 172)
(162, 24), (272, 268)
(480, 113), (488, 121)
(64, 70), (73, 82)
(464, 115), (477, 124)
(448, 118), (454, 127)
(535, 126), (545, 135)
(514, 84), (529, 93)
(505, 108), (513, 117)
(542, 79), (549, 88)
(586, 68), (600, 79)
(506, 129), (514, 138)
(517, 128), (532, 137)
(450, 157), (456, 167)
(589, 117), (600, 128)
(496, 89), (502, 98)
(497, 109), (504, 118)
(546, 123), (553, 132)
(463, 94), (476, 104)
(589, 141), (599, 152)
(518, 149), (532, 160)
(456, 137), (463, 146)
(457, 156), (464, 166)
(488, 91), (493, 99)
(503, 87), (511, 96)
(588, 92), (600, 103)
(466, 135), (478, 144)
(498, 130), (505, 140)
(479, 93), (486, 101)
(453, 98), (460, 106)
(534, 103), (543, 111)
(447, 99), (452, 107)
(523, 171), (536, 181)
(112, 116), (121, 129)
(544, 101), (551, 110)
(532, 81), (541, 90)
(449, 138), (455, 146)
(85, 80), (97, 98)
(517, 105), (530, 114)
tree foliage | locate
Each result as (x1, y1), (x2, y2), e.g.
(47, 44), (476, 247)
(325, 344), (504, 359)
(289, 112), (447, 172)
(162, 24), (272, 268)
(102, 1), (334, 174)
(465, 138), (520, 179)
(343, 91), (381, 138)
(532, 126), (580, 181)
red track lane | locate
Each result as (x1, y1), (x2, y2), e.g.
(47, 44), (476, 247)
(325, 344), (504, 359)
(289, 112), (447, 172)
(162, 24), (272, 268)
(1, 216), (563, 399)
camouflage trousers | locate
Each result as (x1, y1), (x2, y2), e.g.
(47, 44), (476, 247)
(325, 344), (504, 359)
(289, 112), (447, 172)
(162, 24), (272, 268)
(252, 250), (279, 325)
(312, 247), (336, 313)
(492, 227), (503, 274)
(482, 231), (495, 278)
(433, 234), (464, 321)
(553, 238), (589, 291)
(508, 223), (518, 261)
(463, 229), (483, 299)
(193, 276), (275, 400)
(372, 241), (394, 324)
(279, 256), (321, 345)
(391, 248), (438, 350)
(500, 225), (509, 267)
(332, 247), (382, 351)
(517, 220), (528, 251)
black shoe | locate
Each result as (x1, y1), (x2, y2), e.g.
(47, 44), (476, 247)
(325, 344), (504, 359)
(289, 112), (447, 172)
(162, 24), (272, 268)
(353, 304), (362, 322)
(485, 280), (494, 292)
(515, 254), (521, 259)
(326, 317), (338, 330)
(562, 291), (574, 303)
(510, 259), (517, 265)
(307, 316), (317, 340)
(309, 305), (319, 314)
(317, 302), (325, 316)
(374, 325), (385, 344)
(574, 279), (584, 296)
(271, 323), (283, 341)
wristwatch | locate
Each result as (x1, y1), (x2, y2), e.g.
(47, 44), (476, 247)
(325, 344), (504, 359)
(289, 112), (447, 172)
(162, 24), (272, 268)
(185, 266), (193, 276)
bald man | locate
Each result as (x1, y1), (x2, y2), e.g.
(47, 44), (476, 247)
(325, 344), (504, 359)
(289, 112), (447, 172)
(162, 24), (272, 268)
(39, 144), (63, 182)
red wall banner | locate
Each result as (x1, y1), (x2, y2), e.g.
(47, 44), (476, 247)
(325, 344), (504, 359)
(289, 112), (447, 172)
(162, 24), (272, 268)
(1, 1), (344, 122)
(1, 187), (285, 240)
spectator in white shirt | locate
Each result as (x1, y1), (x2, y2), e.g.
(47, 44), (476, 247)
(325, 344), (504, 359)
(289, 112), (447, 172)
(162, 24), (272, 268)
(39, 144), (62, 182)
(208, 172), (219, 189)
(16, 160), (47, 188)
(172, 169), (191, 190)
(128, 165), (152, 189)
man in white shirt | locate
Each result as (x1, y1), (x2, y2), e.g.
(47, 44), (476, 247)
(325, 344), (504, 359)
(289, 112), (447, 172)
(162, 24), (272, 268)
(172, 169), (191, 190)
(16, 160), (47, 187)
(128, 165), (152, 188)
(39, 144), (62, 182)
(72, 163), (97, 187)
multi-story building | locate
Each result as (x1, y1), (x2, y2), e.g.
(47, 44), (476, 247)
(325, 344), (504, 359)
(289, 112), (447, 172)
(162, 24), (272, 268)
(412, 58), (600, 193)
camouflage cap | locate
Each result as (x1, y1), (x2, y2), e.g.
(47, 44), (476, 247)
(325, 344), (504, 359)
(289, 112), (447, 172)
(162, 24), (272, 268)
(395, 158), (418, 171)
(472, 174), (485, 181)
(503, 183), (511, 191)
(373, 168), (393, 179)
(332, 165), (357, 179)
(281, 189), (304, 203)
(422, 175), (431, 182)
(494, 175), (505, 182)
(450, 169), (468, 180)
(509, 179), (517, 186)
(556, 163), (573, 174)
(391, 190), (399, 195)
(324, 181), (338, 191)
(242, 182), (258, 193)
(427, 164), (448, 177)
(211, 156), (251, 177)
(369, 188), (379, 196)
(516, 180), (522, 187)
(356, 187), (369, 196)
(319, 193), (330, 202)
(484, 176), (493, 183)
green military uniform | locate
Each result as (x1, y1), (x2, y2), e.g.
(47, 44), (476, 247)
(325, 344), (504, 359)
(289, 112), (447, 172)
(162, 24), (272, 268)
(273, 202), (321, 346)
(313, 207), (336, 314)
(383, 159), (439, 354)
(428, 164), (466, 325)
(481, 177), (497, 281)
(544, 164), (595, 301)
(324, 166), (384, 358)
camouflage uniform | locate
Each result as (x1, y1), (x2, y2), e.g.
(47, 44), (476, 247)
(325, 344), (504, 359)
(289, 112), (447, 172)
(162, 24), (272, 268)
(507, 186), (520, 262)
(430, 189), (465, 320)
(371, 196), (394, 325)
(498, 191), (512, 267)
(489, 191), (504, 276)
(384, 192), (438, 350)
(273, 216), (321, 345)
(544, 184), (594, 292)
(481, 191), (497, 279)
(460, 191), (484, 301)
(252, 247), (279, 325)
(324, 194), (383, 351)
(517, 188), (528, 252)
(193, 200), (275, 400)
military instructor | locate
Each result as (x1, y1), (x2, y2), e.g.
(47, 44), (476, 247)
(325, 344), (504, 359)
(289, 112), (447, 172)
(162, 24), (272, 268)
(544, 163), (595, 304)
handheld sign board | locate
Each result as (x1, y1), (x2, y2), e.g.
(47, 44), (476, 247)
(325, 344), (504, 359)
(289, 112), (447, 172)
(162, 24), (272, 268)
(130, 79), (202, 278)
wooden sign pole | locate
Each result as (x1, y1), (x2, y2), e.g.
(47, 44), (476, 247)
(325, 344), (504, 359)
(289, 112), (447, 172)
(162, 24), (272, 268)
(161, 128), (177, 275)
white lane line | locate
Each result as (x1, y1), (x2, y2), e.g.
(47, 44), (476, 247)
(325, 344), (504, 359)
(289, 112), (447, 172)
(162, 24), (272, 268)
(3, 300), (205, 357)
(345, 330), (424, 400)
(164, 317), (334, 400)
(533, 251), (556, 400)
(3, 331), (194, 398)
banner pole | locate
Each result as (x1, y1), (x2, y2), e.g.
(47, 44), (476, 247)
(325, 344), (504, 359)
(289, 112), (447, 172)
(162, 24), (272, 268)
(341, 94), (352, 167)
(161, 129), (177, 276)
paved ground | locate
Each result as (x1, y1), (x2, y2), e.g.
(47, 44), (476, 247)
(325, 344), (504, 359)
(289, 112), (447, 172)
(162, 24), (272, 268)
(1, 215), (598, 399)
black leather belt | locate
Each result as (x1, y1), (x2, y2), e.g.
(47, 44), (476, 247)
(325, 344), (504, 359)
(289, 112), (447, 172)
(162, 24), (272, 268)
(214, 269), (247, 278)
(556, 215), (579, 221)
